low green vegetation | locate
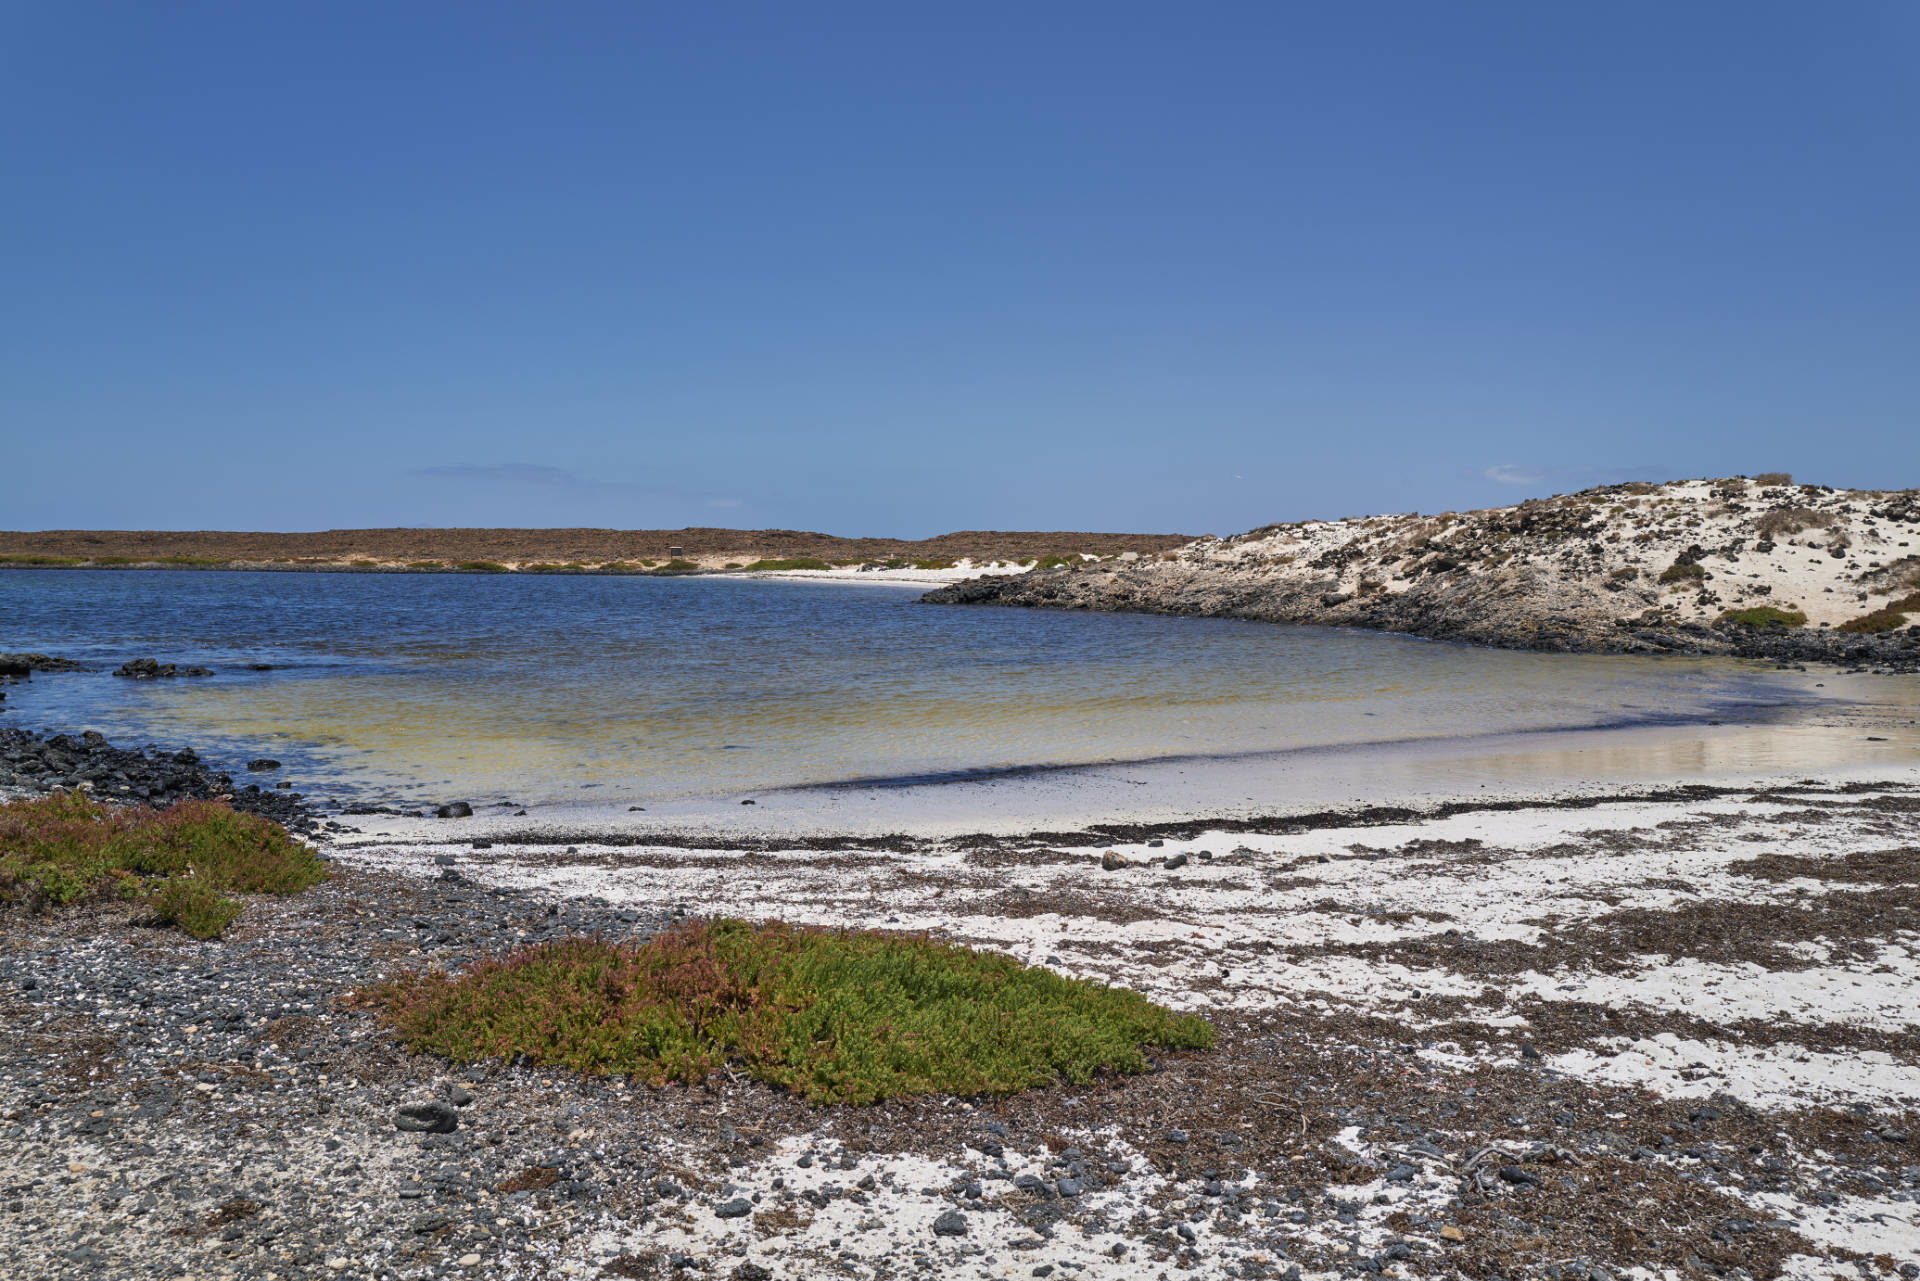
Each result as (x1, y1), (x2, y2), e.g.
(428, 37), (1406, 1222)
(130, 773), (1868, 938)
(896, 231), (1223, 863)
(1658, 560), (1707, 584)
(911, 558), (957, 570)
(0, 793), (327, 939)
(0, 554), (88, 566)
(743, 557), (832, 572)
(1029, 555), (1079, 570)
(407, 561), (445, 570)
(350, 918), (1212, 1104)
(522, 562), (590, 574)
(85, 555), (228, 567)
(456, 561), (510, 573)
(1839, 593), (1920, 634)
(1720, 606), (1806, 628)
(1753, 472), (1793, 487)
(653, 559), (701, 574)
(147, 878), (244, 938)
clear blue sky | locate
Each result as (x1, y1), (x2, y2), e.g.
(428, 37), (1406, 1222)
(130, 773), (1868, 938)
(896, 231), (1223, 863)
(4, 3), (1916, 536)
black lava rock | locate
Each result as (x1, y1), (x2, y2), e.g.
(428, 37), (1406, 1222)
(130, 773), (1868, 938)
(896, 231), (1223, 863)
(395, 1101), (459, 1134)
(0, 652), (89, 674)
(111, 658), (213, 679)
(0, 727), (318, 834)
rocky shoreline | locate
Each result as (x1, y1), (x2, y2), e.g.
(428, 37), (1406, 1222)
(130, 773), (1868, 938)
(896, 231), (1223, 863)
(926, 477), (1920, 671)
(0, 727), (322, 838)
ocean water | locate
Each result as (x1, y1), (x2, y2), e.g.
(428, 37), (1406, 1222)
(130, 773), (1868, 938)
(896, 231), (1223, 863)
(0, 569), (1821, 807)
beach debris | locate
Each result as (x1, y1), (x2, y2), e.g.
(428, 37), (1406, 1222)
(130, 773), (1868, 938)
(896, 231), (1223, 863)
(1164, 852), (1189, 870)
(434, 801), (473, 818)
(1100, 850), (1130, 870)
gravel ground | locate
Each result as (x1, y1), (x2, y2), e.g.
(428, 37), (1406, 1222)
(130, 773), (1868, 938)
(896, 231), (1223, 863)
(0, 862), (671, 1281)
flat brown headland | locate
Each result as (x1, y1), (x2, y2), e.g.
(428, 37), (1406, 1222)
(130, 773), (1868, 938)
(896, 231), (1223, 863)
(0, 527), (1192, 572)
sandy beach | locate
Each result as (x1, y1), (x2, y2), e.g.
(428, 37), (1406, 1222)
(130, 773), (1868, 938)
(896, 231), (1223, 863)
(332, 763), (1920, 1277)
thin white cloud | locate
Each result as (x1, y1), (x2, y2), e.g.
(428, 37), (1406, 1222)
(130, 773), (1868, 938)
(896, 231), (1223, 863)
(1475, 462), (1671, 490)
(413, 463), (580, 487)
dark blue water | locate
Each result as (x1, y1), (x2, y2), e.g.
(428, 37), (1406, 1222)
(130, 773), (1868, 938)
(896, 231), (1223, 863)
(0, 569), (1810, 807)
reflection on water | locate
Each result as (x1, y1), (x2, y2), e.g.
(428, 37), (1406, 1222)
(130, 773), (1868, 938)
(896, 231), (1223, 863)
(0, 569), (1854, 806)
(1405, 721), (1920, 789)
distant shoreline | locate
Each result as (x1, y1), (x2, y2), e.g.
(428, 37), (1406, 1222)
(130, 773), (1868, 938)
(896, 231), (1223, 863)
(0, 525), (1191, 577)
(0, 558), (1026, 589)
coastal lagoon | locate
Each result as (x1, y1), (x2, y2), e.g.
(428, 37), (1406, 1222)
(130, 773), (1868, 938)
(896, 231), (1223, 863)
(0, 568), (1886, 812)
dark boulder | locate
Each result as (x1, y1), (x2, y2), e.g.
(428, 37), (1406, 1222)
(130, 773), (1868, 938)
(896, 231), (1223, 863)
(931, 1209), (969, 1236)
(394, 1101), (459, 1134)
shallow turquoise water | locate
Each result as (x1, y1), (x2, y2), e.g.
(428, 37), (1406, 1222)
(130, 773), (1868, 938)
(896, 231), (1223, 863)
(0, 569), (1814, 806)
